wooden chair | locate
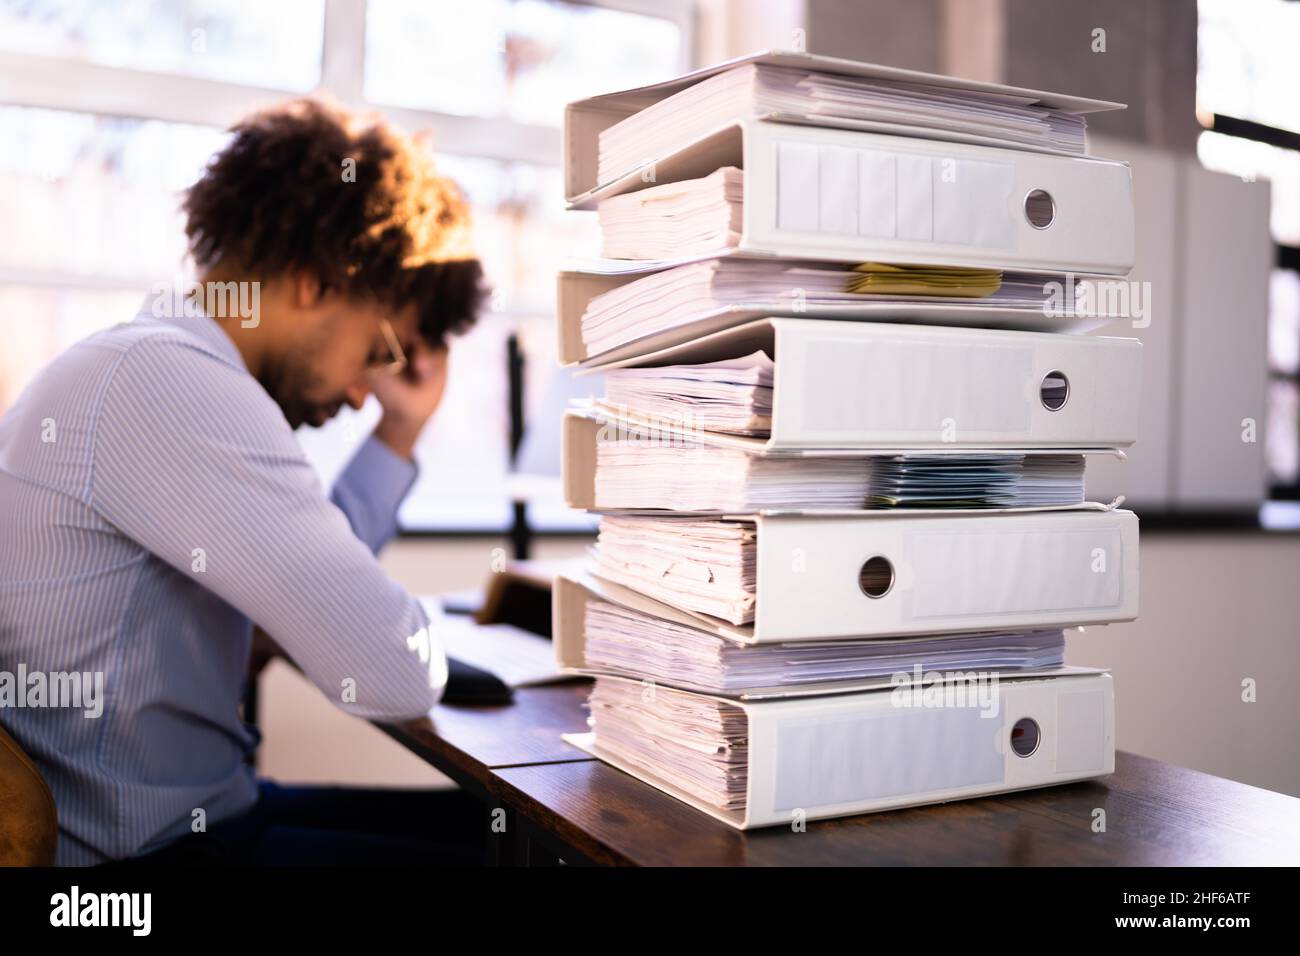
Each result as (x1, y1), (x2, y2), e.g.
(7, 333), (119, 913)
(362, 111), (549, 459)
(0, 722), (57, 866)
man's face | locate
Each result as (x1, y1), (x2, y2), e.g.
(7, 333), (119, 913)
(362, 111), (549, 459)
(261, 293), (421, 430)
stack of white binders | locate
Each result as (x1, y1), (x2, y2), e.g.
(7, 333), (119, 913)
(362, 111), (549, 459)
(553, 51), (1141, 829)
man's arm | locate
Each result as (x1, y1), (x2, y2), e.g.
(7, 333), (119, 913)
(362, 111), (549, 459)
(90, 336), (444, 721)
(330, 343), (448, 553)
(330, 435), (416, 554)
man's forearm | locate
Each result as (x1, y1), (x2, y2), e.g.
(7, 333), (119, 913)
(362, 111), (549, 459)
(372, 413), (423, 462)
(330, 433), (418, 552)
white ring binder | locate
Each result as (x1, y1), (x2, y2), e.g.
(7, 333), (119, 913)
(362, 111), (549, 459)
(556, 49), (1136, 827)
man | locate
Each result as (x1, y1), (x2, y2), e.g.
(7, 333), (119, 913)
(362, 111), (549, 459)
(0, 99), (489, 865)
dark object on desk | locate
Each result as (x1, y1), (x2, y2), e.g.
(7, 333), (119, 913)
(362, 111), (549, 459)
(475, 562), (554, 639)
(440, 587), (486, 616)
(442, 656), (514, 706)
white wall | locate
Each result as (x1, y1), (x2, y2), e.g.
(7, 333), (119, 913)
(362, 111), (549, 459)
(1066, 531), (1300, 798)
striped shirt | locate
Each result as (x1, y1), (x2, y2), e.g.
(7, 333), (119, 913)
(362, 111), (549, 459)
(0, 300), (445, 865)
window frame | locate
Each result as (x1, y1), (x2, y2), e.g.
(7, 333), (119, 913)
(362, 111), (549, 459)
(1196, 0), (1300, 502)
(0, 0), (695, 166)
(0, 0), (696, 534)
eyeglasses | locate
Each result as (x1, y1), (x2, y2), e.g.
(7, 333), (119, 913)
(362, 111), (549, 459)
(371, 317), (407, 375)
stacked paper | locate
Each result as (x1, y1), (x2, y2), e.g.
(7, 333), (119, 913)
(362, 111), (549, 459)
(589, 432), (1087, 511)
(587, 679), (750, 812)
(596, 62), (1090, 185)
(577, 249), (1083, 359)
(863, 453), (1086, 508)
(602, 351), (774, 435)
(597, 167), (743, 259)
(583, 596), (1066, 695)
(593, 516), (756, 624)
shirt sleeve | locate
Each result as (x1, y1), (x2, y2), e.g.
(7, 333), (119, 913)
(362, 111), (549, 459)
(89, 336), (446, 721)
(330, 434), (416, 554)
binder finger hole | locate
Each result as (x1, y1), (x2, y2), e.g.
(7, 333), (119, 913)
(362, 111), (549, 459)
(1011, 718), (1041, 757)
(857, 556), (894, 599)
(1024, 189), (1055, 229)
(1040, 370), (1069, 410)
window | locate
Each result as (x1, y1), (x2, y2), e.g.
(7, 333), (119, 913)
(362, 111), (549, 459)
(0, 0), (326, 91)
(364, 0), (681, 125)
(0, 0), (692, 531)
(1197, 0), (1300, 499)
(0, 105), (228, 408)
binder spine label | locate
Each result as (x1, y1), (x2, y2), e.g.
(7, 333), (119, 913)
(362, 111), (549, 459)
(793, 335), (1034, 440)
(772, 705), (1005, 812)
(775, 140), (1016, 249)
(904, 526), (1125, 621)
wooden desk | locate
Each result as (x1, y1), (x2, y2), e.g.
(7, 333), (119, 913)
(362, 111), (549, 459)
(378, 681), (593, 793)
(491, 750), (1300, 866)
(382, 682), (1300, 866)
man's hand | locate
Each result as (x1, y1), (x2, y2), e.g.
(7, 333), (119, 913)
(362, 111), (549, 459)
(369, 343), (449, 461)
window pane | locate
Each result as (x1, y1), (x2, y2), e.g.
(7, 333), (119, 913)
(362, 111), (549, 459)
(1269, 268), (1300, 376)
(504, 0), (682, 126)
(0, 106), (227, 281)
(429, 153), (598, 316)
(365, 0), (510, 118)
(1267, 379), (1299, 487)
(0, 0), (324, 91)
(513, 313), (601, 532)
(400, 312), (515, 531)
(1198, 0), (1300, 136)
(504, 162), (599, 311)
(364, 0), (681, 125)
(0, 106), (227, 414)
(0, 285), (145, 412)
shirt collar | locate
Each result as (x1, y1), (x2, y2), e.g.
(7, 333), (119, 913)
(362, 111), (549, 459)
(135, 284), (250, 373)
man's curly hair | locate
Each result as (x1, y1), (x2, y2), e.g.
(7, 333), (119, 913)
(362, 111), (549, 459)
(183, 98), (487, 346)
